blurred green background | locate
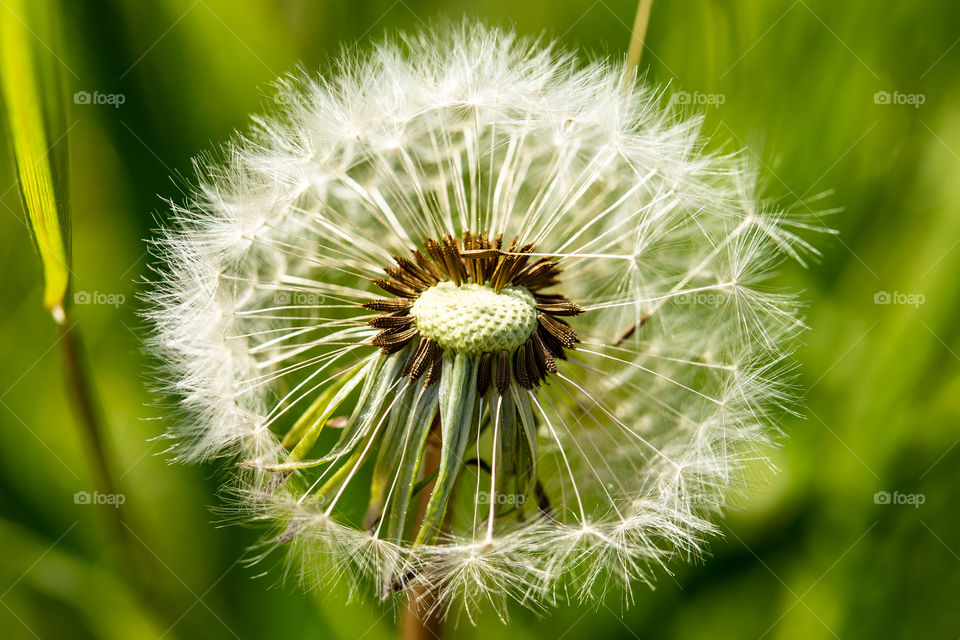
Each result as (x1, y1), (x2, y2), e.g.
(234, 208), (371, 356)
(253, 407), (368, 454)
(1, 1), (958, 638)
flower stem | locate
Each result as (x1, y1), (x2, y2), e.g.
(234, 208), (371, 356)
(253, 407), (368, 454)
(400, 587), (443, 640)
(60, 322), (117, 500)
(59, 317), (163, 613)
(399, 412), (444, 640)
(627, 0), (655, 72)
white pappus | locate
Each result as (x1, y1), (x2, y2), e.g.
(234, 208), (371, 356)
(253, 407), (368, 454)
(145, 22), (820, 621)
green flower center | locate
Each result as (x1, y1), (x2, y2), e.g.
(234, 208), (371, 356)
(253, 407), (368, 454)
(411, 282), (538, 354)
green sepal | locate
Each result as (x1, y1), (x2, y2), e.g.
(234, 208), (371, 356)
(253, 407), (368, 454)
(510, 385), (539, 502)
(364, 382), (417, 528)
(279, 357), (375, 467)
(413, 352), (477, 545)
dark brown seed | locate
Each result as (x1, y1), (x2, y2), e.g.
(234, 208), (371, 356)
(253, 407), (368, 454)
(531, 333), (559, 373)
(393, 255), (438, 286)
(495, 351), (511, 396)
(373, 278), (419, 299)
(413, 250), (443, 282)
(516, 256), (551, 276)
(477, 232), (496, 282)
(514, 343), (532, 389)
(424, 240), (447, 277)
(372, 326), (419, 353)
(384, 267), (423, 291)
(403, 338), (432, 379)
(460, 248), (501, 259)
(363, 299), (412, 313)
(477, 352), (492, 395)
(524, 338), (543, 382)
(369, 314), (413, 329)
(461, 230), (477, 283)
(386, 569), (417, 598)
(502, 242), (535, 285)
(538, 324), (568, 360)
(517, 340), (546, 386)
(534, 293), (569, 305)
(424, 341), (443, 385)
(612, 315), (650, 345)
(538, 312), (579, 348)
(535, 301), (584, 316)
(441, 237), (465, 285)
(488, 238), (517, 291)
(489, 259), (510, 291)
(514, 258), (557, 289)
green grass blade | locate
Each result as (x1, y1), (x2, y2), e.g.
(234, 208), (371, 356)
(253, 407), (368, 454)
(0, 0), (71, 322)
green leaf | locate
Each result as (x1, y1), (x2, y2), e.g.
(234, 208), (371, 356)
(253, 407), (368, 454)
(0, 0), (71, 322)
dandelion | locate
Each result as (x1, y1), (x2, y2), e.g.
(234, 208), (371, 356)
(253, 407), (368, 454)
(147, 23), (816, 620)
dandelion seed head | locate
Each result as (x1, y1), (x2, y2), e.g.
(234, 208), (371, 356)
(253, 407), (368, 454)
(145, 21), (819, 617)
